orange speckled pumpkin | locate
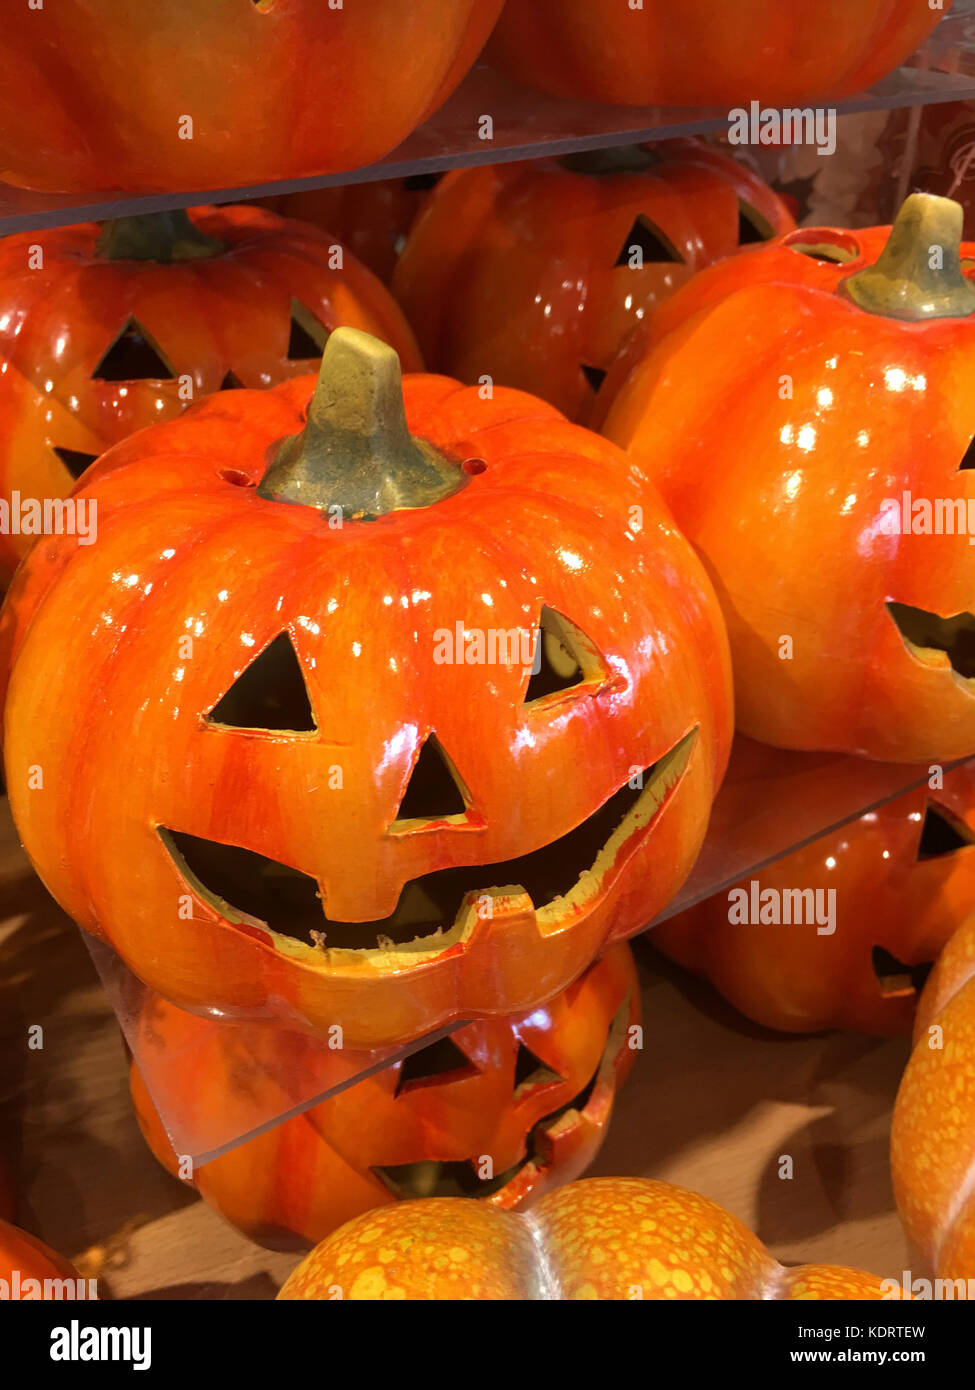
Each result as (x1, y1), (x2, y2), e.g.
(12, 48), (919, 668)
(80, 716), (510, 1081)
(602, 193), (975, 763)
(264, 175), (439, 284)
(0, 2), (503, 193)
(0, 329), (731, 1049)
(393, 140), (794, 421)
(892, 907), (975, 1281)
(655, 763), (975, 1035)
(131, 945), (639, 1250)
(0, 203), (421, 586)
(486, 0), (944, 108)
(278, 1175), (901, 1300)
(0, 1219), (87, 1298)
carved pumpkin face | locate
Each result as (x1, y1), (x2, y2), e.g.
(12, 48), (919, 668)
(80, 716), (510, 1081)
(0, 204), (421, 585)
(602, 194), (975, 763)
(655, 763), (975, 1035)
(278, 1176), (898, 1300)
(1, 329), (732, 1049)
(131, 945), (639, 1250)
(0, 0), (504, 193)
(485, 0), (944, 108)
(892, 907), (975, 1281)
(393, 140), (794, 421)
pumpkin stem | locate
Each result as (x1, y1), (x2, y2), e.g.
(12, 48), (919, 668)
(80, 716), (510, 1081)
(257, 328), (465, 520)
(841, 193), (975, 321)
(95, 209), (226, 263)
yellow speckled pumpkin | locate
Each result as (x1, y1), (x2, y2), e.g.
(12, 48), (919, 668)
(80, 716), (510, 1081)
(278, 1176), (900, 1300)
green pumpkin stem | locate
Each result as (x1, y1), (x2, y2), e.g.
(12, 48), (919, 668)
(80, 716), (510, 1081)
(559, 145), (659, 177)
(95, 209), (226, 263)
(257, 328), (465, 521)
(841, 193), (975, 321)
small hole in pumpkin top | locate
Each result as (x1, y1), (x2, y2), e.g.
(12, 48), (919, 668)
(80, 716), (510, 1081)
(394, 1035), (477, 1097)
(960, 436), (975, 470)
(614, 215), (684, 267)
(221, 468), (254, 487)
(783, 229), (859, 265)
(916, 803), (975, 859)
(207, 631), (316, 732)
(581, 363), (607, 394)
(92, 317), (175, 381)
(463, 457), (487, 476)
(220, 370), (245, 391)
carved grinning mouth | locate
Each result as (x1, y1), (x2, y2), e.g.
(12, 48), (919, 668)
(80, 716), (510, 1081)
(887, 601), (975, 680)
(370, 996), (632, 1200)
(159, 728), (697, 954)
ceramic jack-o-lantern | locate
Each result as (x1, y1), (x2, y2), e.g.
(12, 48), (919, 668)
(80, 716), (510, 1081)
(654, 763), (975, 1034)
(485, 0), (945, 109)
(130, 945), (640, 1250)
(0, 1), (504, 193)
(0, 204), (421, 586)
(278, 1176), (903, 1300)
(393, 140), (794, 421)
(0, 329), (732, 1049)
(891, 907), (975, 1281)
(602, 193), (975, 763)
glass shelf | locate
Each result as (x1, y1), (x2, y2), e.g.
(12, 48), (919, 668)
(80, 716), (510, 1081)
(86, 735), (972, 1166)
(3, 8), (975, 235)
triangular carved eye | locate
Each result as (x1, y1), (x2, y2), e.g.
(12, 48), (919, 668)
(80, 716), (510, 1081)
(92, 317), (175, 381)
(960, 436), (975, 470)
(738, 199), (776, 245)
(581, 363), (607, 393)
(614, 215), (683, 267)
(392, 735), (468, 826)
(287, 299), (328, 360)
(53, 446), (99, 480)
(524, 607), (604, 705)
(513, 1042), (564, 1095)
(916, 804), (975, 860)
(220, 369), (245, 391)
(206, 632), (316, 732)
(394, 1034), (477, 1097)
(872, 945), (933, 999)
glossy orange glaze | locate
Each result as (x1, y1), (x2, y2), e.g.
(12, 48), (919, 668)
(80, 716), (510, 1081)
(0, 203), (422, 585)
(602, 219), (975, 763)
(0, 1), (503, 193)
(892, 907), (975, 1281)
(393, 140), (793, 421)
(655, 764), (975, 1034)
(0, 1219), (86, 1296)
(278, 1176), (900, 1300)
(486, 0), (943, 107)
(0, 365), (732, 1048)
(131, 946), (639, 1249)
(264, 177), (437, 284)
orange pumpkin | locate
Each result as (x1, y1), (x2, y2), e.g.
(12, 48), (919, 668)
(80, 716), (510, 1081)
(0, 1219), (88, 1299)
(655, 764), (975, 1035)
(393, 140), (794, 421)
(486, 0), (944, 108)
(264, 176), (439, 284)
(602, 193), (975, 763)
(131, 945), (639, 1250)
(0, 204), (421, 586)
(278, 1175), (901, 1300)
(0, 328), (732, 1049)
(0, 2), (503, 193)
(891, 907), (975, 1281)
